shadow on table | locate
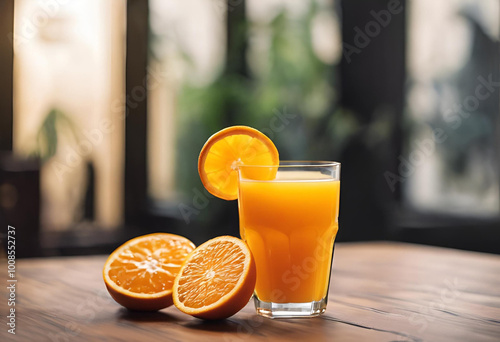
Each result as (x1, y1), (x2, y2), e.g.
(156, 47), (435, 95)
(181, 314), (332, 339)
(182, 315), (270, 336)
(117, 308), (182, 323)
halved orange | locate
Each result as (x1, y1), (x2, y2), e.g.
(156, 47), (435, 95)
(103, 233), (195, 311)
(173, 236), (256, 320)
(198, 126), (279, 200)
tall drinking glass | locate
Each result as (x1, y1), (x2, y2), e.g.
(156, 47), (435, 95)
(238, 161), (340, 318)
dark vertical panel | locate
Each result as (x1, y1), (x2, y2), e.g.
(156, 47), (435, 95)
(226, 0), (248, 77)
(0, 155), (41, 258)
(496, 25), (500, 217)
(340, 0), (406, 124)
(338, 0), (405, 241)
(225, 0), (248, 125)
(214, 0), (248, 236)
(124, 0), (149, 223)
(0, 0), (14, 151)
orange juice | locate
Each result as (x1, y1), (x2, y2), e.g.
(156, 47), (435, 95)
(238, 172), (340, 303)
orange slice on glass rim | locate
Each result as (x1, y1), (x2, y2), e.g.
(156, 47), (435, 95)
(198, 126), (279, 200)
(103, 233), (195, 311)
(172, 236), (256, 320)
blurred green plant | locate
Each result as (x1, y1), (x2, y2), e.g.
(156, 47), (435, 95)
(32, 108), (78, 161)
(175, 1), (358, 198)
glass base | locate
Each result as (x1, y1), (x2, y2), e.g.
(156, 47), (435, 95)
(254, 295), (327, 318)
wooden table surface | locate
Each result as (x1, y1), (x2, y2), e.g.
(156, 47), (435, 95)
(2, 242), (500, 341)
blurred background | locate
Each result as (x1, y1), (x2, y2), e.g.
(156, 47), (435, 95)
(0, 0), (499, 258)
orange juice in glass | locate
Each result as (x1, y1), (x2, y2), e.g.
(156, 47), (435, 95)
(238, 161), (340, 318)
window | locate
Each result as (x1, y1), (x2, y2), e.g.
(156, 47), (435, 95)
(146, 0), (342, 240)
(390, 0), (500, 253)
(147, 0), (227, 204)
(12, 0), (126, 232)
(3, 0), (497, 256)
(405, 0), (500, 217)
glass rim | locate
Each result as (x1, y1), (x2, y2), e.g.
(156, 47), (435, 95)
(238, 160), (340, 168)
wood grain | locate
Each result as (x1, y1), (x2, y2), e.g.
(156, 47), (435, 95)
(1, 242), (500, 341)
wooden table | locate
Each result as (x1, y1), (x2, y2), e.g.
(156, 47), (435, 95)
(2, 242), (500, 341)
